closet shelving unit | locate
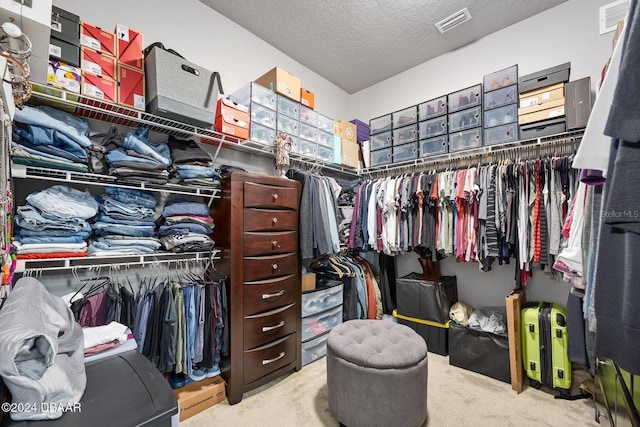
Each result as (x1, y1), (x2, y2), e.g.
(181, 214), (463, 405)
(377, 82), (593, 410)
(360, 129), (585, 177)
(27, 83), (360, 178)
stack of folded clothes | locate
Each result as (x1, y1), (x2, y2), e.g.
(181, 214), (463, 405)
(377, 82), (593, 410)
(158, 199), (215, 253)
(167, 136), (221, 189)
(11, 105), (92, 172)
(104, 127), (171, 185)
(12, 184), (98, 259)
(89, 187), (160, 256)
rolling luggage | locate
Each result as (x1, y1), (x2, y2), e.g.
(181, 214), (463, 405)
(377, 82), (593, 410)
(521, 302), (571, 391)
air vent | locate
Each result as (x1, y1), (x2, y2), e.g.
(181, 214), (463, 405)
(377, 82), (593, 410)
(435, 7), (472, 34)
(599, 0), (629, 34)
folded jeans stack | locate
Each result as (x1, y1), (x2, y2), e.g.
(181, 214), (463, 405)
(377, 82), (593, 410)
(12, 185), (99, 259)
(168, 136), (221, 189)
(89, 187), (160, 255)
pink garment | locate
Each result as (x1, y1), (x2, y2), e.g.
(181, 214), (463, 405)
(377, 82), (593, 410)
(84, 339), (120, 356)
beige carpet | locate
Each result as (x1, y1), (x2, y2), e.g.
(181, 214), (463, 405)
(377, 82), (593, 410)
(181, 353), (599, 427)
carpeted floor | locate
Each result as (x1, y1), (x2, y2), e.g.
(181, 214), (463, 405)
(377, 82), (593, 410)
(181, 352), (599, 427)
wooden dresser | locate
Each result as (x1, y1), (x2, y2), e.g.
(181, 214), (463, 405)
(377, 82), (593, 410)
(211, 171), (302, 405)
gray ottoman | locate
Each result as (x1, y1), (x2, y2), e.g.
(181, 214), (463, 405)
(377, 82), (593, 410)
(326, 319), (428, 427)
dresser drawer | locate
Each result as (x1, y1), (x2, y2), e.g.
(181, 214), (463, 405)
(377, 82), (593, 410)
(244, 303), (297, 349)
(244, 252), (297, 282)
(244, 230), (297, 256)
(244, 208), (298, 232)
(244, 274), (298, 315)
(244, 182), (299, 209)
(244, 333), (297, 384)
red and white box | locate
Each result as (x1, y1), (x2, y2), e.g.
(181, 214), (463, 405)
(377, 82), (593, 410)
(80, 22), (117, 57)
(116, 24), (144, 71)
(118, 64), (145, 110)
(80, 46), (116, 79)
(81, 71), (117, 104)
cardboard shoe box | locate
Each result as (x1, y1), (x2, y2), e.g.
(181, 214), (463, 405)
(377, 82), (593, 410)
(118, 63), (145, 110)
(174, 376), (226, 422)
(518, 82), (564, 110)
(300, 87), (315, 109)
(335, 119), (356, 144)
(341, 139), (359, 169)
(302, 273), (316, 292)
(47, 59), (80, 93)
(255, 67), (301, 102)
(80, 46), (117, 79)
(80, 21), (117, 57)
(81, 71), (117, 103)
(116, 24), (144, 70)
(518, 98), (565, 125)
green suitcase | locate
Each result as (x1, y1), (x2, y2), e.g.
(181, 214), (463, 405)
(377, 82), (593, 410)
(521, 302), (572, 390)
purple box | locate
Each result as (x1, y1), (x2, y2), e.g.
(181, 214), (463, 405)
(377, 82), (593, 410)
(350, 119), (370, 142)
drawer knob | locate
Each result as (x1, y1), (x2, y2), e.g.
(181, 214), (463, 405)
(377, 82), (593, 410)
(262, 351), (285, 366)
(272, 193), (279, 200)
(272, 217), (278, 224)
(272, 240), (279, 248)
(262, 321), (285, 333)
(271, 263), (278, 270)
(262, 290), (285, 300)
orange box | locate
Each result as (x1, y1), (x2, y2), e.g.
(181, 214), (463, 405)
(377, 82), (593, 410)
(115, 24), (144, 71)
(81, 71), (117, 103)
(300, 88), (315, 109)
(217, 97), (250, 122)
(334, 119), (357, 144)
(80, 22), (117, 57)
(118, 63), (145, 110)
(80, 46), (116, 79)
(302, 273), (316, 291)
(215, 114), (250, 140)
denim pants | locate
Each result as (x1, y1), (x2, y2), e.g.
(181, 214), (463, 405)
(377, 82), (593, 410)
(16, 205), (91, 234)
(14, 105), (91, 148)
(104, 187), (157, 209)
(182, 285), (196, 375)
(122, 128), (171, 166)
(26, 185), (99, 220)
(99, 196), (155, 220)
(162, 201), (211, 217)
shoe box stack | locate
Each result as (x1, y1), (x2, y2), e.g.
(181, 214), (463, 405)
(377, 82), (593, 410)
(417, 95), (449, 157)
(368, 113), (393, 166)
(229, 81), (278, 146)
(391, 106), (419, 163)
(214, 97), (250, 140)
(517, 63), (570, 139)
(482, 65), (519, 146)
(47, 6), (81, 94)
(447, 84), (483, 153)
(115, 24), (145, 110)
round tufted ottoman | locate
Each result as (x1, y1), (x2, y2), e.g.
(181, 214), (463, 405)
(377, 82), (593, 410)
(326, 319), (428, 427)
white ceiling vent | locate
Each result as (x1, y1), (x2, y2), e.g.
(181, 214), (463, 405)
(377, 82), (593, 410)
(435, 7), (472, 34)
(599, 0), (629, 35)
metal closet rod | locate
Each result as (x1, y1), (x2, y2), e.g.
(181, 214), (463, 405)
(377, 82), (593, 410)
(19, 254), (217, 275)
(363, 134), (582, 179)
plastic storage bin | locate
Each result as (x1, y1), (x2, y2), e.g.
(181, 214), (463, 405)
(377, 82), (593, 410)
(276, 113), (299, 136)
(449, 106), (482, 132)
(302, 305), (343, 341)
(277, 94), (300, 119)
(448, 84), (482, 113)
(369, 114), (392, 135)
(301, 331), (330, 366)
(483, 85), (517, 111)
(299, 104), (318, 126)
(299, 121), (319, 143)
(317, 129), (334, 146)
(392, 105), (417, 128)
(484, 103), (517, 128)
(418, 95), (447, 121)
(250, 102), (276, 129)
(296, 139), (317, 157)
(370, 148), (392, 166)
(483, 64), (518, 92)
(419, 116), (447, 139)
(393, 124), (418, 145)
(317, 113), (334, 133)
(230, 81), (277, 110)
(484, 122), (518, 145)
(393, 142), (417, 163)
(250, 122), (276, 145)
(370, 131), (392, 150)
(302, 282), (343, 317)
(317, 144), (334, 162)
(419, 136), (448, 157)
(449, 127), (483, 152)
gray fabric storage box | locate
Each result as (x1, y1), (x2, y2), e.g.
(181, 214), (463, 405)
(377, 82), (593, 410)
(396, 273), (458, 324)
(145, 46), (221, 128)
(519, 62), (570, 93)
(519, 117), (566, 140)
(565, 77), (592, 130)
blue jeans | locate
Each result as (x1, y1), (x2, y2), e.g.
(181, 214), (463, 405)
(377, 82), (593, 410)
(158, 222), (212, 236)
(173, 165), (220, 179)
(14, 235), (87, 244)
(14, 228), (90, 239)
(106, 148), (166, 166)
(98, 196), (155, 220)
(98, 236), (161, 250)
(14, 105), (91, 148)
(89, 240), (157, 254)
(92, 222), (156, 237)
(123, 128), (171, 166)
(26, 185), (99, 220)
(12, 133), (85, 163)
(135, 292), (152, 352)
(16, 205), (91, 233)
(162, 201), (210, 217)
(183, 285), (196, 375)
(93, 212), (155, 227)
(104, 187), (157, 209)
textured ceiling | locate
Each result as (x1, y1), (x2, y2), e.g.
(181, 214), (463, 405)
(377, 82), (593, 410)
(199, 0), (568, 94)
